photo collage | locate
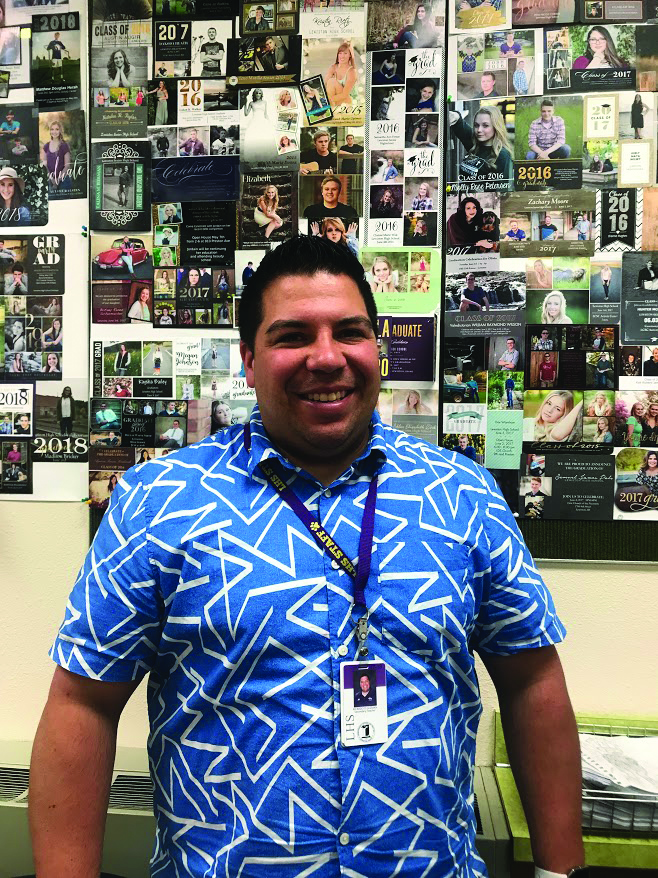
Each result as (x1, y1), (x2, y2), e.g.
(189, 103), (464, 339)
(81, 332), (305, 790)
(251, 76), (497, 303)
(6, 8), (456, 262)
(84, 0), (447, 526)
(443, 1), (658, 521)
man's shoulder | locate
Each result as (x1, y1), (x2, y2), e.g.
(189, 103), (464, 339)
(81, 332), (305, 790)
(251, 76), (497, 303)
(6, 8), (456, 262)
(378, 422), (490, 488)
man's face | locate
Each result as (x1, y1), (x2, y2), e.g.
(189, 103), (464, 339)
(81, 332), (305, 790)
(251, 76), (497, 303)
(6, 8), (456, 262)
(12, 269), (21, 282)
(541, 104), (554, 121)
(653, 348), (658, 361)
(255, 6), (263, 18)
(241, 272), (380, 473)
(359, 675), (370, 695)
(466, 273), (475, 288)
(346, 134), (354, 145)
(507, 339), (515, 350)
(530, 478), (541, 491)
(322, 181), (340, 206)
(265, 38), (275, 51)
(173, 420), (180, 428)
(510, 220), (518, 230)
(458, 436), (468, 449)
(481, 73), (495, 93)
(544, 214), (551, 224)
(315, 134), (330, 154)
(208, 28), (217, 39)
(19, 415), (29, 429)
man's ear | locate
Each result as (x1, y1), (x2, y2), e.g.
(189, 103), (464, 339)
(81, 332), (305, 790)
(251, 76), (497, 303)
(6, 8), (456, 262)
(240, 340), (256, 389)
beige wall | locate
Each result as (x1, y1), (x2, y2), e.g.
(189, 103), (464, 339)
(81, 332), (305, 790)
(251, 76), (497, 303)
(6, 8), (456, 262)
(1, 500), (655, 759)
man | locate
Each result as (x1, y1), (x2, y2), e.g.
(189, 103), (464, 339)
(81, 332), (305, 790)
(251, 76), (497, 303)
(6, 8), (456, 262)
(591, 327), (607, 351)
(46, 32), (69, 82)
(538, 213), (559, 240)
(142, 401), (153, 415)
(118, 165), (131, 207)
(353, 672), (376, 707)
(637, 260), (658, 289)
(500, 32), (522, 55)
(179, 129), (206, 156)
(575, 213), (590, 241)
(595, 351), (612, 388)
(5, 262), (27, 293)
(242, 261), (255, 285)
(505, 374), (515, 408)
(476, 71), (498, 98)
(455, 433), (477, 460)
(465, 376), (479, 402)
(300, 129), (336, 175)
(526, 100), (571, 160)
(0, 109), (19, 159)
(4, 461), (22, 480)
(14, 413), (30, 434)
(303, 174), (358, 221)
(211, 127), (235, 155)
(512, 58), (528, 95)
(459, 272), (490, 312)
(245, 4), (270, 29)
(498, 336), (520, 370)
(534, 329), (554, 351)
(158, 418), (184, 448)
(539, 352), (557, 388)
(159, 400), (178, 416)
(31, 237), (584, 878)
(0, 414), (12, 434)
(199, 27), (224, 76)
(505, 218), (526, 241)
(644, 347), (658, 376)
(338, 133), (363, 174)
(155, 130), (169, 157)
(259, 36), (288, 73)
(525, 477), (547, 516)
(95, 402), (119, 428)
(0, 236), (17, 267)
(525, 476), (547, 499)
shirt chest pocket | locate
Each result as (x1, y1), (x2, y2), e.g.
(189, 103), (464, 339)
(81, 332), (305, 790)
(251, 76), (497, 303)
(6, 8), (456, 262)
(375, 539), (476, 659)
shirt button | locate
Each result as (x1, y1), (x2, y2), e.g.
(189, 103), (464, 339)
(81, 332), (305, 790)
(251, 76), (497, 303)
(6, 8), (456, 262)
(339, 832), (350, 846)
(331, 559), (340, 569)
(337, 644), (348, 656)
(324, 489), (332, 498)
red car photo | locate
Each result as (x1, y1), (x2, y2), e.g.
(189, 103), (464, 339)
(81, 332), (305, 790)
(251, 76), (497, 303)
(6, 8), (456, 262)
(93, 238), (151, 271)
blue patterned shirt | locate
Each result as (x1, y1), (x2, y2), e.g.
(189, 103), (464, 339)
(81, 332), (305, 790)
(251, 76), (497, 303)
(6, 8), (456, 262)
(51, 406), (565, 877)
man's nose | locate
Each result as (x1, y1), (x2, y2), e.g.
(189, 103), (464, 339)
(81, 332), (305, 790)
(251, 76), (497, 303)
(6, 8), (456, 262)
(306, 332), (346, 372)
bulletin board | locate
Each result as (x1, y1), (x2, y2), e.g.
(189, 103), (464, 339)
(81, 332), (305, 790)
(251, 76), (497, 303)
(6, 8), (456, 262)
(0, 0), (657, 558)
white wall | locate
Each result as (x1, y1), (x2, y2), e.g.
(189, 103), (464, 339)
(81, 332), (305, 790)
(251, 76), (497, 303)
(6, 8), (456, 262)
(2, 499), (655, 758)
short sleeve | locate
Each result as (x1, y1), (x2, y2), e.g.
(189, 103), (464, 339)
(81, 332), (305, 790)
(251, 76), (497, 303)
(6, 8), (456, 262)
(471, 468), (566, 655)
(50, 469), (163, 682)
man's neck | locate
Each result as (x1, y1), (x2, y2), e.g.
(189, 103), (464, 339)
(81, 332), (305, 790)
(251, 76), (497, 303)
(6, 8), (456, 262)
(266, 429), (371, 487)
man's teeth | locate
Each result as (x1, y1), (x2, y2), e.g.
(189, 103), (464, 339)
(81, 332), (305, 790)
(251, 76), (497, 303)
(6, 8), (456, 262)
(306, 391), (347, 402)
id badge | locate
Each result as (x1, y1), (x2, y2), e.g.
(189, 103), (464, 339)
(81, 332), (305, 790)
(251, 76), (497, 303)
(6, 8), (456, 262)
(340, 661), (388, 747)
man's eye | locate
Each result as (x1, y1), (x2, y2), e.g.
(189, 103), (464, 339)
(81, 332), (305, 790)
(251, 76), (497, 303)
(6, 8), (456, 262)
(276, 333), (305, 343)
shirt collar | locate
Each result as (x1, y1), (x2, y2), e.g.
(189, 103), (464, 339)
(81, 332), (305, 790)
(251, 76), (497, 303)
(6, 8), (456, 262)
(245, 403), (388, 485)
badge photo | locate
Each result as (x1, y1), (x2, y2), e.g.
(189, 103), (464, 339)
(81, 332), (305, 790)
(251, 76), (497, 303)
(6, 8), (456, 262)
(340, 661), (388, 748)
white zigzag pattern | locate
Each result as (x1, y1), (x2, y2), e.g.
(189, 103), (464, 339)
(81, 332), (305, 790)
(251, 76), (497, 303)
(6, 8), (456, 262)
(52, 414), (565, 877)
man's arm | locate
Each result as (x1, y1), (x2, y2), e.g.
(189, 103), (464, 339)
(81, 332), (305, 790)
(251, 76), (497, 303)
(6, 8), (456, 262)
(29, 666), (140, 878)
(480, 646), (585, 872)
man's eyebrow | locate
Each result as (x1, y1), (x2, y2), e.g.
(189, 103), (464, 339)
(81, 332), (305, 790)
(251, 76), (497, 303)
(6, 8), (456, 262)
(265, 316), (374, 335)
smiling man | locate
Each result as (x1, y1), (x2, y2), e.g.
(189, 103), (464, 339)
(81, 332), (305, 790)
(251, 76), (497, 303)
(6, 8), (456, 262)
(31, 237), (585, 878)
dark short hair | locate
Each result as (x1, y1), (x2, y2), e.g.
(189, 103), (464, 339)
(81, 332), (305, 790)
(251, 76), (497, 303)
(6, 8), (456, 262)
(541, 99), (554, 108)
(239, 235), (378, 351)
